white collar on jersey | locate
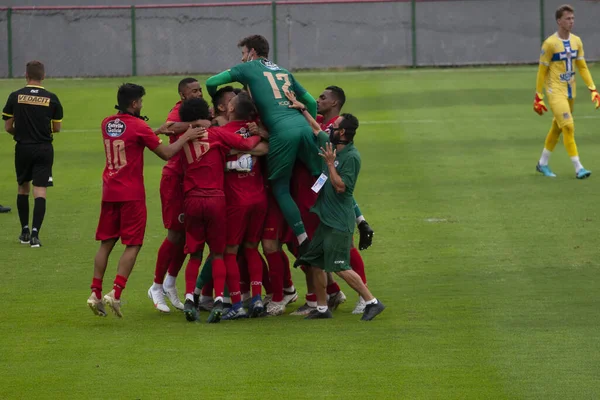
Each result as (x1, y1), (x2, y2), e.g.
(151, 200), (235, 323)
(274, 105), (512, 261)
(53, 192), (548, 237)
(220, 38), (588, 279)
(555, 32), (572, 41)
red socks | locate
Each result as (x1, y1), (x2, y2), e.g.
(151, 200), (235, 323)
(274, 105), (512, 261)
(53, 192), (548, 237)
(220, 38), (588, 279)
(238, 252), (250, 295)
(261, 254), (272, 294)
(349, 247), (367, 284)
(154, 238), (175, 284)
(212, 257), (227, 299)
(244, 248), (263, 298)
(266, 252), (284, 302)
(326, 281), (341, 295)
(167, 243), (187, 277)
(91, 278), (103, 299)
(185, 257), (202, 295)
(280, 250), (294, 289)
(224, 254), (241, 304)
(113, 275), (127, 300)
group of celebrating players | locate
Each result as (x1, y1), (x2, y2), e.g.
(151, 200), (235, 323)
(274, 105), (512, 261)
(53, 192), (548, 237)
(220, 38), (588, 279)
(6, 3), (596, 326)
(87, 34), (386, 323)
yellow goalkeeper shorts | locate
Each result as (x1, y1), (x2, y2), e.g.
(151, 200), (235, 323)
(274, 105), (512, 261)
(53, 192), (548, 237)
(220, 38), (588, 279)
(548, 96), (575, 128)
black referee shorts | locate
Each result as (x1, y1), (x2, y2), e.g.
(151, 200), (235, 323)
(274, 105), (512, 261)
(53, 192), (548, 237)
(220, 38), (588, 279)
(14, 142), (54, 187)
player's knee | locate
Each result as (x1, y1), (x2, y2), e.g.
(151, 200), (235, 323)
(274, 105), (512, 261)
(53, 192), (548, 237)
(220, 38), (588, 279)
(262, 239), (279, 254)
(32, 186), (47, 199)
(243, 241), (259, 249)
(336, 269), (352, 279)
(562, 123), (575, 137)
(167, 229), (184, 245)
(225, 245), (239, 255)
(125, 244), (142, 254)
(101, 238), (118, 247)
(562, 123), (576, 148)
(18, 182), (30, 194)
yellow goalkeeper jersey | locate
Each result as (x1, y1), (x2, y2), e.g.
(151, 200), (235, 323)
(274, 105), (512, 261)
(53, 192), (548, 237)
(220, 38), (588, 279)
(539, 33), (585, 99)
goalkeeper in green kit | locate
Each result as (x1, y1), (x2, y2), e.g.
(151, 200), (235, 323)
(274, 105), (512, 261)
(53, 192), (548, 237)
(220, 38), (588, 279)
(206, 35), (319, 253)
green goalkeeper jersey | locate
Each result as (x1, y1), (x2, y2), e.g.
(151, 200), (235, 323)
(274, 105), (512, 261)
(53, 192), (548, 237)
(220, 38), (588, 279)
(228, 59), (310, 132)
(312, 131), (362, 233)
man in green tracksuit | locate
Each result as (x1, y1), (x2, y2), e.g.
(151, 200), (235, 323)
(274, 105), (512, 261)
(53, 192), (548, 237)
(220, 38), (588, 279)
(206, 35), (319, 253)
(284, 92), (385, 321)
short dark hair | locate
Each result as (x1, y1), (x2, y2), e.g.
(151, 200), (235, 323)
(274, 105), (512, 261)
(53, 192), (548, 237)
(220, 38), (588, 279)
(326, 85), (346, 108)
(233, 88), (243, 95)
(26, 60), (45, 81)
(178, 77), (198, 93)
(212, 86), (236, 112)
(179, 97), (210, 122)
(556, 4), (574, 20)
(238, 35), (269, 58)
(117, 83), (145, 111)
(232, 92), (258, 121)
(339, 113), (359, 142)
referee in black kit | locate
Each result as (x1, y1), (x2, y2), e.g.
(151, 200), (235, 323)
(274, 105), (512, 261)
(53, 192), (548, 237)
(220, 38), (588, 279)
(2, 61), (63, 247)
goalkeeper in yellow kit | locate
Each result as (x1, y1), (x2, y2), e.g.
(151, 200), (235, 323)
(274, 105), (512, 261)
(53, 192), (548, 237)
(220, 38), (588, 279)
(534, 4), (600, 179)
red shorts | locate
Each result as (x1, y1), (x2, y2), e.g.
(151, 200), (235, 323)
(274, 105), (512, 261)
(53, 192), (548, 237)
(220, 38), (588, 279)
(262, 190), (294, 243)
(302, 210), (320, 240)
(184, 196), (227, 255)
(160, 174), (185, 231)
(227, 201), (267, 246)
(95, 200), (147, 245)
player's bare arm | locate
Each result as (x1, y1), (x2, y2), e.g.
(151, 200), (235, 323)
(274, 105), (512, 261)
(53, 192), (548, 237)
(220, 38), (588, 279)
(153, 121), (175, 136)
(285, 91), (321, 134)
(246, 121), (269, 140)
(246, 141), (269, 156)
(153, 126), (207, 161)
(159, 120), (211, 136)
(230, 141), (269, 157)
(169, 119), (212, 134)
(4, 117), (15, 135)
(319, 142), (345, 193)
(51, 121), (61, 133)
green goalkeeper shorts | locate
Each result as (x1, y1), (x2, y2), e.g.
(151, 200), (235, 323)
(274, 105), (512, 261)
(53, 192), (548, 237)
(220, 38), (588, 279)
(297, 223), (352, 273)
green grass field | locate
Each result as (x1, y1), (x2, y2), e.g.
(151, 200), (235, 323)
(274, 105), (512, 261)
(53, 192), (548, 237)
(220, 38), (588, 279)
(1, 66), (600, 399)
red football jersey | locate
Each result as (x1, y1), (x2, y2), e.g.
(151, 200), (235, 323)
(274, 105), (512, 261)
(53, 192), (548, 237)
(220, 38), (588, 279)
(162, 101), (183, 177)
(224, 121), (266, 207)
(101, 113), (162, 202)
(182, 121), (261, 197)
(317, 115), (338, 132)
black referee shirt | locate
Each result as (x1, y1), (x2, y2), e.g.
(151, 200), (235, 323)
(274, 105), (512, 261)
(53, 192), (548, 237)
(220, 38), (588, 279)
(2, 85), (63, 144)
